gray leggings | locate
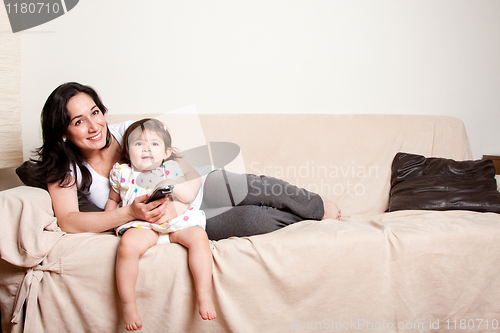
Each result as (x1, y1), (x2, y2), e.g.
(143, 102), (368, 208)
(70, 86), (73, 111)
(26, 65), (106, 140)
(201, 170), (324, 240)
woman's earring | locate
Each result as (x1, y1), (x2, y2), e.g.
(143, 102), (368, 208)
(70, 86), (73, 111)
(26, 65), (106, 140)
(63, 137), (67, 143)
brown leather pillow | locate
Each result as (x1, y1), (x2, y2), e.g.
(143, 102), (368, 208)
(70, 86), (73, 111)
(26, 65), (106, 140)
(388, 152), (500, 213)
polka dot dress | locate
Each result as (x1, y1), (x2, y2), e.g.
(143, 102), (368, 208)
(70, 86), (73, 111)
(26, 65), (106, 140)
(109, 161), (207, 239)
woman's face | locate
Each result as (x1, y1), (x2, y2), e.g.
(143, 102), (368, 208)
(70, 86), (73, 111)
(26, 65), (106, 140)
(128, 129), (172, 172)
(64, 93), (107, 153)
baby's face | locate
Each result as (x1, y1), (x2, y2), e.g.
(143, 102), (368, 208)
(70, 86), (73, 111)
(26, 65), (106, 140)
(128, 129), (168, 172)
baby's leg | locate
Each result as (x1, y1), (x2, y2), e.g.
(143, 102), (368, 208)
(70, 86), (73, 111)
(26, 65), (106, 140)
(169, 227), (217, 320)
(116, 228), (159, 331)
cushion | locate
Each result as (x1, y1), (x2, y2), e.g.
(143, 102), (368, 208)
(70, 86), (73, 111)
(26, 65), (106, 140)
(388, 152), (500, 213)
(15, 160), (48, 190)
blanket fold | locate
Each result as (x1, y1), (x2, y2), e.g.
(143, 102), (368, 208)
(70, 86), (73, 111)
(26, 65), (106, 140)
(0, 186), (65, 332)
(0, 186), (64, 268)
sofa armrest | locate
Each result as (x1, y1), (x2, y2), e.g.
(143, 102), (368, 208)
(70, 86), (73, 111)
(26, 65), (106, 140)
(0, 186), (64, 268)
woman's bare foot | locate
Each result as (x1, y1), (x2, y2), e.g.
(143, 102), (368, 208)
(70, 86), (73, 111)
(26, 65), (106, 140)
(123, 302), (143, 331)
(321, 196), (341, 219)
(198, 294), (217, 320)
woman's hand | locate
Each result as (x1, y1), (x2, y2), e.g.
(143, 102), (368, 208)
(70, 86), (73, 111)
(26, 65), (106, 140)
(127, 193), (170, 222)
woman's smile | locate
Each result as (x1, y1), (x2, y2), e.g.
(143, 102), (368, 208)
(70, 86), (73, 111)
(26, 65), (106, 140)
(88, 131), (103, 141)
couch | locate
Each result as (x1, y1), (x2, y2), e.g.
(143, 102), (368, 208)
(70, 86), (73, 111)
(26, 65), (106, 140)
(1, 114), (500, 333)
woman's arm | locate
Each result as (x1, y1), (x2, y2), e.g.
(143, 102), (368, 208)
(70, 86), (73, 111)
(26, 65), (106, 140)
(48, 177), (169, 233)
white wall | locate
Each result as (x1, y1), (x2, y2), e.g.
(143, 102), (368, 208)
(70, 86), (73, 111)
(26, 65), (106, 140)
(17, 0), (500, 162)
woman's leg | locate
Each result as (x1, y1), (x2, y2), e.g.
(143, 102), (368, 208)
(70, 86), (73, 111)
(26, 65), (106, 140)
(202, 170), (325, 219)
(169, 227), (216, 320)
(205, 205), (303, 240)
(116, 228), (159, 331)
(201, 170), (337, 240)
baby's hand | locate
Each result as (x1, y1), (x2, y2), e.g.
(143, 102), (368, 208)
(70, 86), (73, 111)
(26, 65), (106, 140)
(150, 199), (187, 224)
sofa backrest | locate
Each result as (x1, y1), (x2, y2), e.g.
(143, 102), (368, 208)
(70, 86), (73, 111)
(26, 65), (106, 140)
(106, 113), (472, 216)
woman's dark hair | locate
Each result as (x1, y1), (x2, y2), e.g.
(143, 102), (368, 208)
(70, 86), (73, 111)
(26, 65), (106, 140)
(122, 118), (179, 164)
(32, 82), (111, 192)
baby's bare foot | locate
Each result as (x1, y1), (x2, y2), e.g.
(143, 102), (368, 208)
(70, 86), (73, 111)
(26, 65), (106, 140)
(321, 196), (341, 219)
(198, 294), (217, 320)
(123, 302), (142, 331)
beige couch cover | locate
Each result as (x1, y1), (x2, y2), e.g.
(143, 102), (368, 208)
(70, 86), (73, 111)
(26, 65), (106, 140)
(1, 114), (500, 333)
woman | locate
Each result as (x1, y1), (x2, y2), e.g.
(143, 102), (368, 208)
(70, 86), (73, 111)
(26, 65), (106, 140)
(32, 82), (341, 239)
